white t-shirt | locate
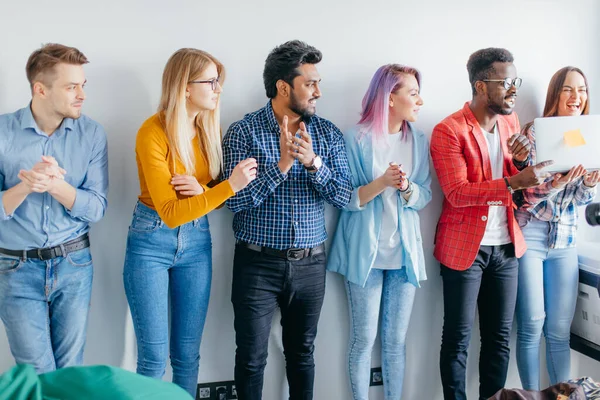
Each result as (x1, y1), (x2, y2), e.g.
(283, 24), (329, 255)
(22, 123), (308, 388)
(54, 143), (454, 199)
(480, 126), (511, 246)
(372, 131), (413, 269)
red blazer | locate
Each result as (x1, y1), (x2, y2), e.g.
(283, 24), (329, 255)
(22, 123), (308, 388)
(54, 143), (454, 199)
(430, 102), (526, 271)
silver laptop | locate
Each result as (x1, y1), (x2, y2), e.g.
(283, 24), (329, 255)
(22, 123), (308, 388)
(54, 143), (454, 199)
(534, 115), (600, 173)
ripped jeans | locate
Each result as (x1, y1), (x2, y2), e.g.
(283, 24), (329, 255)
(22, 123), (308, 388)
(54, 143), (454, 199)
(515, 218), (579, 390)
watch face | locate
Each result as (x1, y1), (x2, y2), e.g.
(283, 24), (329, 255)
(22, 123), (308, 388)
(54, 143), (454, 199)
(313, 156), (322, 169)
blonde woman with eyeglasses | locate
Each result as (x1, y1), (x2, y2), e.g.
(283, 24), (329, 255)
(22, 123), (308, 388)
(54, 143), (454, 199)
(123, 48), (256, 396)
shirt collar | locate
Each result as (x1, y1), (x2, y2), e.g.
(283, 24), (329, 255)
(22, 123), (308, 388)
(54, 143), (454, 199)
(265, 101), (281, 133)
(19, 103), (39, 132)
(19, 103), (75, 136)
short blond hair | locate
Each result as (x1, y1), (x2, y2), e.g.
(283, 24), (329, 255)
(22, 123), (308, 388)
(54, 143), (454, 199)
(26, 43), (88, 89)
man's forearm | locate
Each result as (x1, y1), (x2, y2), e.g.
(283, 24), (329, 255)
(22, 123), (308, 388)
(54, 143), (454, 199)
(48, 179), (77, 210)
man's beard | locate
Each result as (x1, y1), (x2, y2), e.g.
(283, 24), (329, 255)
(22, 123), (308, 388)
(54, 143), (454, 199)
(487, 93), (513, 116)
(289, 91), (315, 124)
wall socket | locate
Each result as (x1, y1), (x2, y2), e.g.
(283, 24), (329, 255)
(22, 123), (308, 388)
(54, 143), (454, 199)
(196, 380), (237, 400)
(370, 367), (383, 386)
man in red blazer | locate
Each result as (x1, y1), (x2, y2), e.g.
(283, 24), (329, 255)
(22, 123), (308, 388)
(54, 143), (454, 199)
(430, 48), (552, 400)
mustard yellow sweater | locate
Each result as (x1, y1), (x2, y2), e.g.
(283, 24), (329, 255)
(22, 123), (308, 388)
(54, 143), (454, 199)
(135, 113), (234, 228)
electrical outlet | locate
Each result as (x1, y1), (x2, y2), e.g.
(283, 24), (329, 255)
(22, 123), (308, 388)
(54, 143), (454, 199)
(197, 386), (211, 399)
(215, 386), (227, 400)
(370, 367), (383, 386)
(196, 380), (237, 399)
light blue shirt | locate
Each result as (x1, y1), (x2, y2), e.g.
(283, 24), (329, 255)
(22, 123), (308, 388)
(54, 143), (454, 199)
(327, 124), (432, 287)
(0, 105), (108, 250)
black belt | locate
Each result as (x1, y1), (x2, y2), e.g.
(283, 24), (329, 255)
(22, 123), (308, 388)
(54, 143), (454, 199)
(0, 234), (90, 261)
(238, 241), (325, 261)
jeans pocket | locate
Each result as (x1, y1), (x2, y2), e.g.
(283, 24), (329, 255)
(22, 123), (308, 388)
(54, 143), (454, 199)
(0, 255), (23, 273)
(66, 248), (93, 267)
(195, 217), (210, 231)
(311, 251), (327, 265)
(130, 215), (161, 233)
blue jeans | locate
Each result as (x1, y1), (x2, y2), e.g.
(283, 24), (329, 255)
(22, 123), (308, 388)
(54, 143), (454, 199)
(440, 244), (518, 400)
(346, 268), (416, 400)
(123, 201), (212, 397)
(0, 246), (93, 373)
(516, 218), (579, 390)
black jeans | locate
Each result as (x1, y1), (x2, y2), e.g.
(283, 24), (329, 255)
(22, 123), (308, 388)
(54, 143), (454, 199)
(439, 244), (518, 400)
(231, 244), (327, 400)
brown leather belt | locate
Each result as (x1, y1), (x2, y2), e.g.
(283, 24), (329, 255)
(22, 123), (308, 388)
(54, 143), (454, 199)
(237, 241), (325, 261)
(0, 233), (90, 261)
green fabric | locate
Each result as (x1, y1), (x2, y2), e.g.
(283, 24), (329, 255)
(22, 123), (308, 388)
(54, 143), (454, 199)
(0, 364), (193, 400)
(0, 364), (41, 400)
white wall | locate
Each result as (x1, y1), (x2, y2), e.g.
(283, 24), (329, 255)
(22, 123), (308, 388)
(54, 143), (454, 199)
(1, 0), (599, 398)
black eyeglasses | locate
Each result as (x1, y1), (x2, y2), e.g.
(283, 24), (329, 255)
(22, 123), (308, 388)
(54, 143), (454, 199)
(482, 77), (522, 90)
(189, 76), (221, 91)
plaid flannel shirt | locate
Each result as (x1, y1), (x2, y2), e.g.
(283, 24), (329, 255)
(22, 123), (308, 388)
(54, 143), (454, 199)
(223, 102), (352, 250)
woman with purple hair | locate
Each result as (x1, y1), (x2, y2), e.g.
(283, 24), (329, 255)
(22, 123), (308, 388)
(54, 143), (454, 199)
(328, 64), (432, 399)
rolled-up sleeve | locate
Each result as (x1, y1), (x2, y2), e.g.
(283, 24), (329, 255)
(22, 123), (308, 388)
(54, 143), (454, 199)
(0, 171), (12, 221)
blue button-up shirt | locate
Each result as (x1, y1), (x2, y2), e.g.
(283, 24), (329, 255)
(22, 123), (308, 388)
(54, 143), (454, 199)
(0, 105), (109, 250)
(223, 101), (352, 250)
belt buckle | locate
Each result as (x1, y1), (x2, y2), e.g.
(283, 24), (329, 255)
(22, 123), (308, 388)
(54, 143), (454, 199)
(286, 248), (304, 261)
(37, 247), (54, 261)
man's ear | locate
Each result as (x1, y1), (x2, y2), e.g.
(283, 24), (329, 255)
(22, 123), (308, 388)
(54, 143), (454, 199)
(276, 79), (290, 98)
(474, 81), (487, 96)
(32, 81), (47, 98)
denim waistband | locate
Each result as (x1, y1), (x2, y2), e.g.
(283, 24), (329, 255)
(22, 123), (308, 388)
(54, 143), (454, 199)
(132, 200), (208, 228)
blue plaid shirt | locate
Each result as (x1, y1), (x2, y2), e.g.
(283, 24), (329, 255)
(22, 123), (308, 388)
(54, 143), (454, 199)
(223, 101), (352, 249)
(515, 125), (597, 249)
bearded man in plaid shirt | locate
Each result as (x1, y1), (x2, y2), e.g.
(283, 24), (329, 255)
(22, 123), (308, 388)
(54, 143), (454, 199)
(223, 40), (352, 400)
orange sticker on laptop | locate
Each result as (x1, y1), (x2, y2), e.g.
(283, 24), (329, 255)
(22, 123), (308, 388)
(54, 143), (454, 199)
(563, 129), (586, 147)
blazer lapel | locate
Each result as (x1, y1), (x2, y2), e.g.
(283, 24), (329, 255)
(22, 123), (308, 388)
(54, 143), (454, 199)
(497, 117), (510, 176)
(463, 103), (493, 181)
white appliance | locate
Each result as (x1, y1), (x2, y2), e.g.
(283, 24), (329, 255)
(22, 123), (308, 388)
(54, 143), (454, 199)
(571, 241), (600, 345)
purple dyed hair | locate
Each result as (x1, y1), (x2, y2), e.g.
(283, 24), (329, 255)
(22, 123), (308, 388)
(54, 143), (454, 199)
(358, 64), (421, 142)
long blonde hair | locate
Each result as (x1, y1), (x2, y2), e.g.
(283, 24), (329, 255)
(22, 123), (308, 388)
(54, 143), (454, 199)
(159, 48), (225, 179)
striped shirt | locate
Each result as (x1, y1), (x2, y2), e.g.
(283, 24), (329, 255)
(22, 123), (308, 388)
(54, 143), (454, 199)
(515, 125), (597, 248)
(223, 101), (352, 249)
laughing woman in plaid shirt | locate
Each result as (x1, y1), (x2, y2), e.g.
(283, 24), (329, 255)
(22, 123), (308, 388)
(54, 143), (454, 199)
(515, 67), (600, 390)
(222, 40), (352, 400)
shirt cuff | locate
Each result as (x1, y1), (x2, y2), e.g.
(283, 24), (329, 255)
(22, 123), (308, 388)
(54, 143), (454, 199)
(308, 163), (332, 188)
(401, 183), (421, 207)
(582, 182), (597, 192)
(512, 156), (530, 170)
(0, 191), (13, 220)
(264, 163), (288, 188)
(212, 179), (235, 198)
(68, 188), (89, 218)
(346, 187), (365, 211)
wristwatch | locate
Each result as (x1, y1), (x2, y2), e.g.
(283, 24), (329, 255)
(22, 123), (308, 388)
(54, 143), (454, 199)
(400, 180), (413, 196)
(305, 156), (322, 172)
(504, 177), (515, 194)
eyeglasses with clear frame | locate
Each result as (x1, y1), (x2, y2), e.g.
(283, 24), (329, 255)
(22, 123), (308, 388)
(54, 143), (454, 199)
(189, 76), (221, 91)
(482, 77), (522, 90)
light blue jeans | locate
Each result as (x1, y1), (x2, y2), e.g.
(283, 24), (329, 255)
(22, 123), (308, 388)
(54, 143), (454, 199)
(123, 201), (212, 397)
(516, 217), (579, 390)
(346, 268), (416, 400)
(0, 246), (93, 373)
